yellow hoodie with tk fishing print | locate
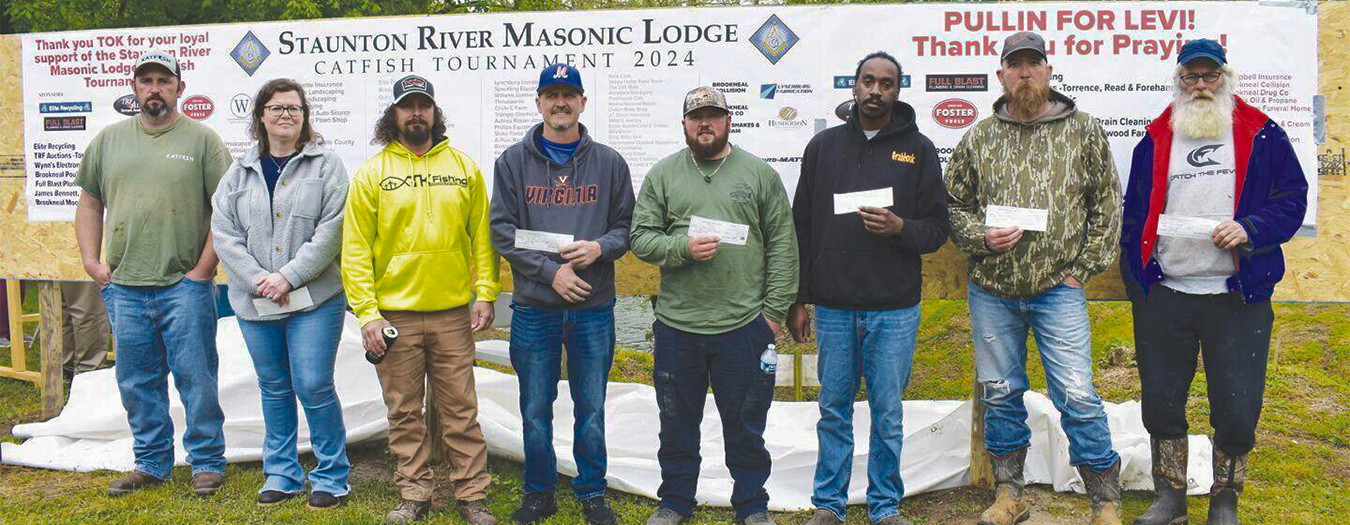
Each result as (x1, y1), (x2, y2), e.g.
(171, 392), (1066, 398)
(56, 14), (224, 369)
(342, 139), (501, 327)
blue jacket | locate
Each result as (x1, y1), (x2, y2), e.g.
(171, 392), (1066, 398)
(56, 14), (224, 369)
(1120, 96), (1307, 304)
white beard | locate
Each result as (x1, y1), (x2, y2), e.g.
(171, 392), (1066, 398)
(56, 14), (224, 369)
(1171, 87), (1234, 140)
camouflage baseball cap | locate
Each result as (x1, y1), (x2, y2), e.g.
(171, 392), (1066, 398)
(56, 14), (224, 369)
(683, 86), (729, 116)
(1001, 31), (1048, 61)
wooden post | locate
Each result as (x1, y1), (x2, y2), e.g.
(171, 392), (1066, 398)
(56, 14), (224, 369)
(6, 279), (24, 373)
(970, 380), (994, 488)
(37, 281), (64, 420)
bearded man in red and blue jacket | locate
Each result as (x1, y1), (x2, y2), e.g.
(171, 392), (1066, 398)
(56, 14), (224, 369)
(1120, 39), (1307, 525)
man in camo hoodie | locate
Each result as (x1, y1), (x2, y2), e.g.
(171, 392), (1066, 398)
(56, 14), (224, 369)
(945, 32), (1123, 525)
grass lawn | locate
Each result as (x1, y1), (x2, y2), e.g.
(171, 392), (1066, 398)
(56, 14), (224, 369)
(1, 288), (1346, 524)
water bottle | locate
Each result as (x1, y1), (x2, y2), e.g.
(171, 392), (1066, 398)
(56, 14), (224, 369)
(759, 344), (778, 374)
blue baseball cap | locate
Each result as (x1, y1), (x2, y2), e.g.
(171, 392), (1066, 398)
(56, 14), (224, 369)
(538, 64), (584, 94)
(1178, 39), (1227, 66)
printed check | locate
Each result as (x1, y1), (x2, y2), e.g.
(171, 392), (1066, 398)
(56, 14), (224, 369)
(985, 205), (1049, 232)
(1157, 214), (1221, 239)
(253, 286), (315, 317)
(688, 216), (749, 245)
(514, 229), (575, 253)
(833, 188), (893, 214)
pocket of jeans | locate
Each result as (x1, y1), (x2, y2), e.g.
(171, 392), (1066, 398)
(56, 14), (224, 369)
(742, 369), (776, 417)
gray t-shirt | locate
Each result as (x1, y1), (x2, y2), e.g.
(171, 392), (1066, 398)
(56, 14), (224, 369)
(1156, 129), (1236, 295)
(76, 116), (231, 286)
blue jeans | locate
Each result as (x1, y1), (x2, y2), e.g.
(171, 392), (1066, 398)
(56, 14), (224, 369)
(811, 304), (920, 522)
(236, 294), (351, 496)
(967, 283), (1119, 472)
(652, 317), (776, 522)
(101, 278), (226, 480)
(508, 299), (615, 499)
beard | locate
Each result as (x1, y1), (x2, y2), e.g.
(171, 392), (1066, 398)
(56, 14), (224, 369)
(546, 108), (576, 133)
(141, 95), (169, 118)
(1004, 79), (1050, 121)
(686, 129), (729, 160)
(855, 93), (893, 120)
(399, 119), (431, 145)
(1171, 82), (1234, 140)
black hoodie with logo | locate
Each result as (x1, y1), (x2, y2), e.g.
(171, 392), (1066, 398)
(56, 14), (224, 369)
(792, 101), (950, 310)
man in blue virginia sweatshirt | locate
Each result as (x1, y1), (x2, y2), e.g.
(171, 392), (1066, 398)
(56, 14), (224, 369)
(489, 64), (634, 525)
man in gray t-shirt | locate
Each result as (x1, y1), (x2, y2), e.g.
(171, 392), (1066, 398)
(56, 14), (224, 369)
(74, 51), (230, 499)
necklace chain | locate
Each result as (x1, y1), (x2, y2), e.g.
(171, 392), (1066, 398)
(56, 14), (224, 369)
(690, 150), (729, 182)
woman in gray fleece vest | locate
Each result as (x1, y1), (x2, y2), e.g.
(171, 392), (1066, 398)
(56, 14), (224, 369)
(210, 79), (351, 509)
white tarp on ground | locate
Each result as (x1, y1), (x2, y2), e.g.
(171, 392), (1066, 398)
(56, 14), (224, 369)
(2, 314), (1213, 509)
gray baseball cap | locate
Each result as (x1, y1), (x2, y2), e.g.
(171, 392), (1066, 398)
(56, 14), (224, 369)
(134, 51), (181, 78)
(683, 86), (729, 116)
(1001, 31), (1048, 61)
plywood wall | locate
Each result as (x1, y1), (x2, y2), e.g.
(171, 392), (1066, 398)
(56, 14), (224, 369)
(2, 3), (1348, 301)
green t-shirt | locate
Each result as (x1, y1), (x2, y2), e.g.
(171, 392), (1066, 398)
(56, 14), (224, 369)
(75, 116), (231, 286)
(630, 145), (799, 334)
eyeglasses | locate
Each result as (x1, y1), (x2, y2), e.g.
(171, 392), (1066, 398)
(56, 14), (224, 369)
(264, 105), (305, 117)
(1180, 72), (1222, 85)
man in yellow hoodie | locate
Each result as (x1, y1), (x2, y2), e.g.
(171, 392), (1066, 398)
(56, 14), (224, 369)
(342, 75), (501, 525)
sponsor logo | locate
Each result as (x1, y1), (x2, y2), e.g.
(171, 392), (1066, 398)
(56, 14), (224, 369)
(166, 153), (197, 161)
(926, 74), (989, 92)
(769, 106), (808, 128)
(112, 94), (141, 116)
(43, 116), (86, 131)
(761, 83), (813, 99)
(1187, 144), (1224, 168)
(379, 174), (469, 191)
(761, 84), (777, 99)
(749, 14), (799, 65)
(400, 76), (428, 92)
(181, 95), (215, 120)
(39, 102), (92, 114)
(892, 151), (916, 164)
(230, 93), (252, 119)
(833, 75), (911, 89)
(231, 31), (271, 76)
(710, 81), (748, 94)
(933, 99), (978, 129)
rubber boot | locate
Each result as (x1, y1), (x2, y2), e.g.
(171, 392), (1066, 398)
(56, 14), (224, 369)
(1077, 460), (1123, 525)
(1134, 437), (1189, 525)
(979, 449), (1031, 525)
(1206, 449), (1245, 525)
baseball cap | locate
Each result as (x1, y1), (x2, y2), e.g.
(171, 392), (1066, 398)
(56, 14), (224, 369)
(682, 86), (729, 116)
(538, 64), (584, 94)
(393, 75), (435, 104)
(1178, 39), (1227, 66)
(134, 51), (181, 78)
(1001, 32), (1048, 61)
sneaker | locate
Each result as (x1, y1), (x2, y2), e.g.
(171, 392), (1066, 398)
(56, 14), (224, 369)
(805, 509), (843, 525)
(308, 491), (346, 509)
(580, 495), (618, 525)
(257, 490), (297, 506)
(742, 512), (777, 525)
(385, 499), (431, 524)
(874, 515), (915, 525)
(458, 499), (499, 525)
(512, 491), (557, 524)
(191, 472), (225, 497)
(106, 470), (164, 496)
(646, 507), (689, 525)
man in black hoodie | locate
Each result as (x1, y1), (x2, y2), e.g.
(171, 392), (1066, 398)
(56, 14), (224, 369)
(788, 52), (950, 525)
(489, 64), (634, 525)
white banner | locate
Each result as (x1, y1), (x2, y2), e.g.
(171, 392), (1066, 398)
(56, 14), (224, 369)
(20, 2), (1318, 229)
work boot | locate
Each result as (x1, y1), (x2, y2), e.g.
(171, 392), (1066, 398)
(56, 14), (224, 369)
(580, 495), (618, 525)
(512, 491), (557, 524)
(385, 499), (430, 524)
(875, 515), (915, 525)
(646, 507), (689, 525)
(106, 470), (165, 496)
(741, 512), (776, 525)
(1135, 437), (1189, 525)
(1077, 460), (1124, 525)
(458, 499), (499, 525)
(1206, 449), (1245, 525)
(979, 449), (1031, 525)
(805, 509), (843, 525)
(191, 471), (225, 497)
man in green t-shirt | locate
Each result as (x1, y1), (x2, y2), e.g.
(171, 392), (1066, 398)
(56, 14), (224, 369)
(74, 51), (232, 498)
(630, 86), (798, 525)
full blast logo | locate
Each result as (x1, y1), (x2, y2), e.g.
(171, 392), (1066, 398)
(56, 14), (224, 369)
(380, 173), (469, 191)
